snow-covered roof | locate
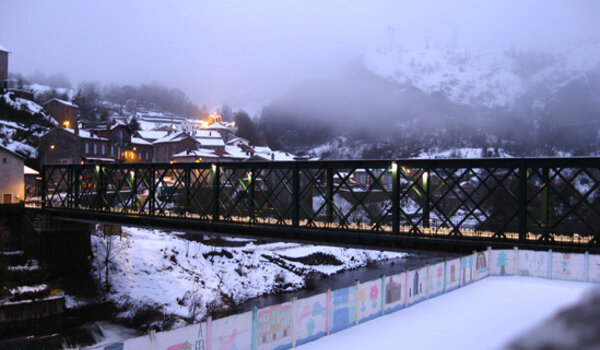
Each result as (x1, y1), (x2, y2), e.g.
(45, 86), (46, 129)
(131, 137), (152, 146)
(24, 165), (39, 175)
(252, 146), (296, 161)
(110, 121), (129, 130)
(224, 145), (250, 159)
(227, 137), (249, 145)
(0, 44), (8, 53)
(72, 129), (109, 141)
(153, 131), (195, 144)
(205, 122), (231, 131)
(173, 148), (218, 159)
(193, 130), (221, 138)
(83, 157), (115, 162)
(196, 137), (225, 147)
(0, 144), (24, 160)
(136, 130), (168, 141)
(44, 98), (78, 109)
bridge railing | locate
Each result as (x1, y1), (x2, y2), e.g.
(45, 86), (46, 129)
(41, 158), (600, 246)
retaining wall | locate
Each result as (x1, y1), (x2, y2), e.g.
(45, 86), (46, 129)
(92, 247), (597, 350)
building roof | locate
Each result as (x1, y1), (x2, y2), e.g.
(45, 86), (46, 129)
(43, 98), (78, 109)
(193, 130), (221, 138)
(24, 165), (39, 175)
(205, 122), (231, 131)
(136, 130), (168, 141)
(0, 44), (8, 53)
(131, 137), (152, 146)
(252, 146), (296, 161)
(173, 148), (218, 159)
(196, 137), (225, 147)
(70, 128), (109, 141)
(227, 137), (249, 145)
(153, 131), (198, 145)
(0, 144), (25, 160)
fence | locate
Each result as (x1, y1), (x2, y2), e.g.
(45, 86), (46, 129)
(86, 247), (598, 350)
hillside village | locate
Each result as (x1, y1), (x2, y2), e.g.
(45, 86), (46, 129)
(1, 44), (300, 166)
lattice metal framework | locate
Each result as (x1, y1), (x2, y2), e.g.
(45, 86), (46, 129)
(41, 158), (600, 249)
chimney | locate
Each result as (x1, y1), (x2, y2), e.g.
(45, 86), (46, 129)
(271, 153), (274, 160)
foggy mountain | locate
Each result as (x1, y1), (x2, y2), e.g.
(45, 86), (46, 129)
(259, 41), (600, 158)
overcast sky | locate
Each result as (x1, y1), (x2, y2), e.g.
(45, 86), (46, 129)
(1, 1), (599, 107)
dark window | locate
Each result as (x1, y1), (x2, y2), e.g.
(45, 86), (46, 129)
(2, 158), (6, 163)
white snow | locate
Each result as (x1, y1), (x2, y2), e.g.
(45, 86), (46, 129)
(9, 284), (47, 295)
(91, 226), (405, 323)
(297, 276), (594, 350)
(364, 41), (600, 109)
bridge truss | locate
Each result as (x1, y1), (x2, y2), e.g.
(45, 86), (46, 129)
(41, 158), (600, 252)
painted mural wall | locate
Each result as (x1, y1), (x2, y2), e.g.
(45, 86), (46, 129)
(383, 272), (406, 313)
(407, 267), (427, 305)
(356, 278), (382, 323)
(552, 252), (586, 281)
(489, 250), (515, 276)
(116, 248), (599, 350)
(293, 293), (327, 346)
(257, 303), (292, 350)
(427, 262), (445, 299)
(518, 250), (549, 278)
(444, 258), (461, 292)
(210, 311), (253, 350)
(329, 286), (357, 333)
(474, 250), (490, 281)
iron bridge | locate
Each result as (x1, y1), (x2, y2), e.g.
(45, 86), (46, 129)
(39, 158), (600, 253)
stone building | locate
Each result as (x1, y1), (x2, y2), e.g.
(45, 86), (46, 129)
(43, 98), (79, 132)
(0, 145), (24, 203)
(0, 45), (8, 90)
(152, 131), (199, 163)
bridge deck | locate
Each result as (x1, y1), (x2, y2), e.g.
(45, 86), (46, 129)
(39, 158), (600, 253)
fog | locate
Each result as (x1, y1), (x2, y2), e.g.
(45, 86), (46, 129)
(1, 1), (599, 107)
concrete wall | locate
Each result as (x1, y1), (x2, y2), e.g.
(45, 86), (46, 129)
(0, 50), (7, 82)
(0, 148), (24, 203)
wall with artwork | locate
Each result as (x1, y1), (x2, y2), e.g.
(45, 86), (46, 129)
(407, 267), (427, 306)
(356, 278), (382, 323)
(293, 293), (327, 347)
(383, 272), (406, 313)
(209, 310), (253, 350)
(427, 262), (445, 299)
(489, 249), (515, 276)
(115, 247), (598, 350)
(552, 252), (586, 281)
(329, 286), (357, 334)
(445, 258), (461, 292)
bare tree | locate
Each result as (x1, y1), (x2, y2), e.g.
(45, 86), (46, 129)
(93, 225), (127, 294)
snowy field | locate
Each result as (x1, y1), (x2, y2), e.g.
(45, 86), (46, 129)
(297, 276), (594, 350)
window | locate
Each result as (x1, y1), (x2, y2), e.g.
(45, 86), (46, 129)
(85, 143), (89, 153)
(111, 146), (114, 156)
(2, 157), (6, 163)
(101, 144), (106, 155)
(93, 144), (97, 154)
(360, 175), (366, 183)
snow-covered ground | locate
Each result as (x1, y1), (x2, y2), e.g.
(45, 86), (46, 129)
(90, 226), (405, 325)
(297, 276), (594, 350)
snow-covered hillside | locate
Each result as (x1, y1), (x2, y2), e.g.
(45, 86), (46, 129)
(90, 226), (405, 329)
(364, 40), (600, 109)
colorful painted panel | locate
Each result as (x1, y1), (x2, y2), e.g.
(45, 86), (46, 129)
(257, 303), (292, 350)
(552, 252), (586, 281)
(427, 262), (445, 299)
(518, 250), (549, 278)
(156, 323), (207, 350)
(588, 254), (600, 283)
(293, 293), (327, 346)
(383, 272), (406, 313)
(356, 278), (382, 323)
(444, 258), (461, 292)
(489, 250), (514, 276)
(407, 267), (427, 306)
(460, 255), (475, 286)
(329, 286), (356, 334)
(210, 311), (253, 350)
(474, 251), (490, 281)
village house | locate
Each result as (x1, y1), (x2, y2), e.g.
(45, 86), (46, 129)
(0, 45), (8, 90)
(44, 98), (79, 132)
(0, 145), (24, 203)
(152, 131), (199, 163)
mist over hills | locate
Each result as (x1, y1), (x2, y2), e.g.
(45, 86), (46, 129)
(258, 41), (600, 159)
